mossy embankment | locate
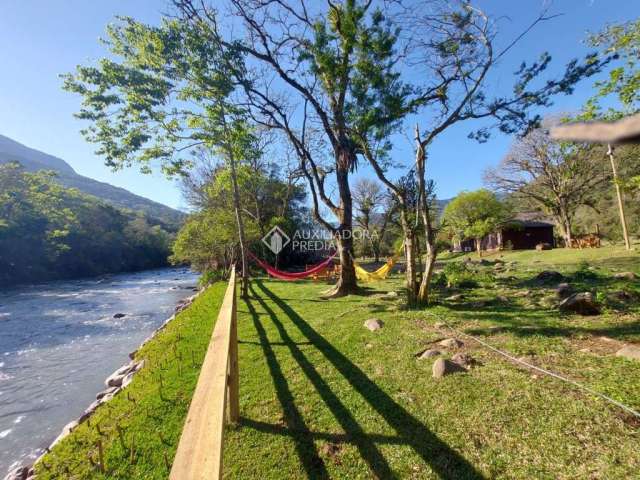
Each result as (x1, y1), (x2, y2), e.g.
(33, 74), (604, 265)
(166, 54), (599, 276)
(34, 282), (227, 480)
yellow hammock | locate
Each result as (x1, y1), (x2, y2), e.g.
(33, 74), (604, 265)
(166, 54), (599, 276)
(354, 250), (402, 282)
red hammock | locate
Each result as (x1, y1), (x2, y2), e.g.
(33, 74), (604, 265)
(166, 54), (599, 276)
(248, 251), (337, 281)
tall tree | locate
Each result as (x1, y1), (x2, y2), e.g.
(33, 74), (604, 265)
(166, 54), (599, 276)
(360, 1), (608, 303)
(62, 17), (261, 294)
(486, 127), (608, 247)
(352, 178), (384, 260)
(443, 189), (509, 257)
(171, 0), (425, 296)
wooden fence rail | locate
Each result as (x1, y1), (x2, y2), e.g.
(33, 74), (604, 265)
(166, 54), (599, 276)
(170, 267), (239, 480)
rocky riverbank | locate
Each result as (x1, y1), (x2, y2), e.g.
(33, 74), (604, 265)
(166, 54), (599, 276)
(3, 291), (202, 480)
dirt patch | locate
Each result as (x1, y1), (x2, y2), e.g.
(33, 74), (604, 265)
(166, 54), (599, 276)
(615, 410), (640, 429)
(320, 442), (343, 464)
(571, 336), (624, 356)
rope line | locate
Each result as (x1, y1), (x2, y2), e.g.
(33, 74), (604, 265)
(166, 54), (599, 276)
(430, 315), (640, 419)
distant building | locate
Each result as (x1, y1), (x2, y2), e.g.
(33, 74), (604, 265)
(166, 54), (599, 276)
(453, 214), (555, 252)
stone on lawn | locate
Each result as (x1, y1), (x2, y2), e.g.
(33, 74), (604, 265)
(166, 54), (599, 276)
(613, 271), (637, 280)
(535, 270), (564, 284)
(558, 292), (600, 316)
(616, 345), (640, 361)
(432, 358), (467, 378)
(513, 290), (532, 298)
(535, 242), (552, 251)
(364, 318), (384, 331)
(556, 283), (573, 299)
(438, 338), (464, 349)
(445, 294), (464, 301)
(451, 352), (475, 368)
(607, 290), (635, 304)
(384, 291), (399, 299)
(418, 349), (441, 359)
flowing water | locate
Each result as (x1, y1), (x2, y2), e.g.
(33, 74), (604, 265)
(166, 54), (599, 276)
(0, 268), (199, 475)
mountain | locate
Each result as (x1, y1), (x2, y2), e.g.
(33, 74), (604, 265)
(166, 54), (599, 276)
(0, 134), (184, 230)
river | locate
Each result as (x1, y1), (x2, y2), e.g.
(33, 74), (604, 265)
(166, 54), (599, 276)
(0, 267), (199, 476)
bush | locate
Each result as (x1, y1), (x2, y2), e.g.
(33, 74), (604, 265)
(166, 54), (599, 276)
(572, 261), (599, 282)
(443, 262), (490, 288)
(198, 268), (228, 287)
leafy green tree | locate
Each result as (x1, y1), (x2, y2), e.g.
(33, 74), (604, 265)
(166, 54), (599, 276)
(569, 19), (640, 249)
(62, 16), (262, 294)
(170, 0), (425, 296)
(360, 2), (607, 303)
(583, 19), (640, 119)
(443, 189), (510, 257)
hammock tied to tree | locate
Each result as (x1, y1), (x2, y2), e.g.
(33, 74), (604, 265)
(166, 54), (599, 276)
(248, 251), (338, 281)
(353, 243), (404, 282)
(353, 256), (397, 282)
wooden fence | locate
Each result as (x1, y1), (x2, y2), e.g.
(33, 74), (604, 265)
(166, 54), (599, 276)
(170, 267), (239, 480)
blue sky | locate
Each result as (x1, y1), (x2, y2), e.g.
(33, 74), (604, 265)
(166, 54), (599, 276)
(0, 1), (638, 210)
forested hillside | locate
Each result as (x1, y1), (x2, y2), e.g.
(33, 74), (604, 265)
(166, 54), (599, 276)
(0, 162), (173, 286)
(0, 134), (184, 231)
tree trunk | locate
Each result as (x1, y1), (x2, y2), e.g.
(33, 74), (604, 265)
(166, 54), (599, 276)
(414, 132), (438, 306)
(228, 148), (249, 297)
(400, 209), (417, 306)
(476, 238), (482, 257)
(556, 212), (573, 248)
(607, 144), (632, 250)
(418, 248), (436, 304)
(324, 161), (358, 297)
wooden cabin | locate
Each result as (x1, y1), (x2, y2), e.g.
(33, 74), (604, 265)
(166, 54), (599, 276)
(453, 215), (555, 252)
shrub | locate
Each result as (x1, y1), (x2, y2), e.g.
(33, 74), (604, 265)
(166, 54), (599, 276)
(443, 262), (491, 288)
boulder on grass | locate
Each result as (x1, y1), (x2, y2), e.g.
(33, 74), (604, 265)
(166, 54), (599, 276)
(451, 352), (475, 368)
(445, 294), (464, 301)
(607, 290), (635, 304)
(616, 345), (640, 361)
(558, 292), (600, 315)
(418, 349), (441, 359)
(438, 338), (464, 349)
(613, 271), (637, 280)
(364, 318), (384, 331)
(535, 270), (564, 284)
(432, 358), (467, 378)
(556, 283), (573, 299)
(535, 243), (552, 251)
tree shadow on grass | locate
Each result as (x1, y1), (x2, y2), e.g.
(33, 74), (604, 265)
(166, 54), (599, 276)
(243, 295), (328, 479)
(254, 280), (485, 480)
(247, 283), (395, 478)
(438, 304), (640, 341)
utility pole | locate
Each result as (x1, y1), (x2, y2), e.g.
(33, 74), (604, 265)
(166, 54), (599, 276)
(607, 144), (632, 250)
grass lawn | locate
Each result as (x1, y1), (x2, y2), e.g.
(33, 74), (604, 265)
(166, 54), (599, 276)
(225, 245), (640, 479)
(36, 246), (639, 478)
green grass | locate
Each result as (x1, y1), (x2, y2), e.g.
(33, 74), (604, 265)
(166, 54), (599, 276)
(37, 246), (640, 478)
(35, 282), (228, 480)
(224, 245), (640, 479)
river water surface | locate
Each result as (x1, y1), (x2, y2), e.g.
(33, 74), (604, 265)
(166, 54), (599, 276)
(0, 268), (199, 475)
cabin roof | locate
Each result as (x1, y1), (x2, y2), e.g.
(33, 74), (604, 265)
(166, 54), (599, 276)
(506, 213), (554, 229)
